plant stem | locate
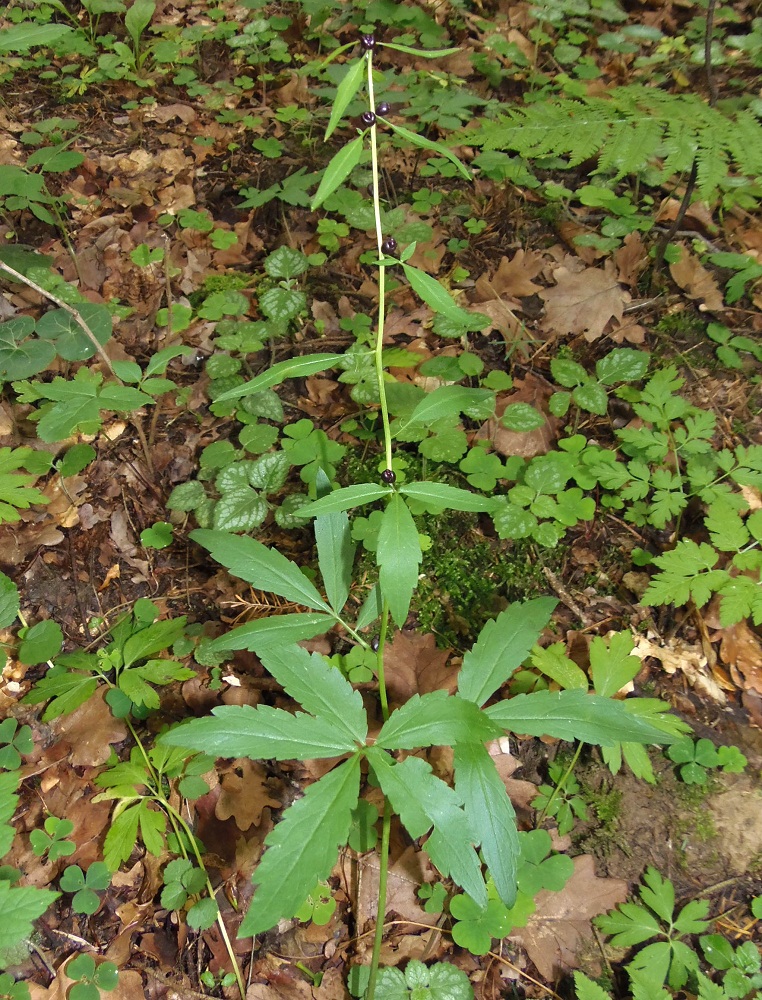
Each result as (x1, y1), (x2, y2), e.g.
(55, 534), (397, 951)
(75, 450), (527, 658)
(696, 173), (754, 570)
(375, 600), (391, 724)
(536, 743), (583, 828)
(365, 797), (392, 1000)
(366, 53), (393, 472)
(164, 800), (246, 1000)
(365, 51), (396, 1000)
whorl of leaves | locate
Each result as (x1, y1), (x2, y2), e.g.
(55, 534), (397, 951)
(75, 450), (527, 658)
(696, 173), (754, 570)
(462, 86), (762, 200)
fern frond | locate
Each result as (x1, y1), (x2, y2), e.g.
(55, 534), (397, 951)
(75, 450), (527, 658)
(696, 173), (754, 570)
(659, 118), (698, 179)
(725, 109), (762, 179)
(696, 143), (729, 201)
(597, 116), (663, 179)
(463, 86), (762, 203)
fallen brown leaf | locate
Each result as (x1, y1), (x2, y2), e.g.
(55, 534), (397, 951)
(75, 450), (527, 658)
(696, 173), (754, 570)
(719, 621), (762, 695)
(384, 631), (455, 706)
(477, 373), (560, 459)
(512, 855), (627, 980)
(668, 243), (725, 312)
(216, 758), (282, 830)
(541, 260), (627, 341)
(474, 250), (544, 300)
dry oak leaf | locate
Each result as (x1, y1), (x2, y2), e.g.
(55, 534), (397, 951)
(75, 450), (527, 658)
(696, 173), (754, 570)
(216, 758), (282, 830)
(719, 620), (762, 695)
(541, 260), (627, 341)
(52, 687), (128, 767)
(614, 232), (649, 288)
(473, 250), (544, 300)
(512, 855), (627, 980)
(632, 633), (727, 705)
(477, 373), (560, 459)
(356, 845), (440, 935)
(384, 630), (455, 705)
(668, 243), (725, 312)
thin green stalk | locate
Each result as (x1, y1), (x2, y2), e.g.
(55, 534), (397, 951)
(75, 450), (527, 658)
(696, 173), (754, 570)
(365, 49), (396, 1000)
(122, 720), (245, 999)
(375, 600), (391, 724)
(164, 800), (246, 1000)
(536, 742), (583, 829)
(365, 797), (392, 1000)
(366, 52), (393, 472)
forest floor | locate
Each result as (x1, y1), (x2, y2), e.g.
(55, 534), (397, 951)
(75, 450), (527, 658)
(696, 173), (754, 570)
(1, 1), (761, 998)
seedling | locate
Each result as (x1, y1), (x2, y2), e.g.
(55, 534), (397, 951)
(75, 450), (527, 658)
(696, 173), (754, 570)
(30, 817), (76, 862)
(59, 863), (112, 916)
(65, 954), (119, 1000)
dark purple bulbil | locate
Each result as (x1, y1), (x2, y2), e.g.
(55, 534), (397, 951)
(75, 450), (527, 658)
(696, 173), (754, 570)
(381, 237), (397, 255)
(381, 468), (396, 484)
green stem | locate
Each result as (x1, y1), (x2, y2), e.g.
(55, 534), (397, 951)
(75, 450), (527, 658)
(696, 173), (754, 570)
(536, 742), (583, 829)
(375, 600), (391, 724)
(365, 797), (392, 1000)
(163, 801), (247, 1000)
(364, 50), (396, 1000)
(366, 53), (393, 473)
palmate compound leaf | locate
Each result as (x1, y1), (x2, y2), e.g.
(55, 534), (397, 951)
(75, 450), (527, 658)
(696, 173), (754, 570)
(458, 598), (557, 707)
(485, 690), (677, 747)
(239, 756), (360, 937)
(366, 747), (487, 907)
(190, 529), (332, 613)
(159, 703), (362, 761)
(375, 691), (501, 750)
(256, 643), (367, 745)
(375, 959), (474, 1000)
(454, 742), (519, 908)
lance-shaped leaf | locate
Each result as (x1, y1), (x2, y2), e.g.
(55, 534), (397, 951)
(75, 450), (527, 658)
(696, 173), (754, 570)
(207, 613), (334, 653)
(190, 530), (331, 612)
(367, 748), (487, 907)
(159, 703), (358, 760)
(239, 756), (361, 937)
(355, 582), (382, 630)
(377, 494), (421, 628)
(314, 469), (355, 614)
(213, 354), (346, 404)
(311, 136), (364, 211)
(299, 482), (392, 517)
(258, 643), (367, 745)
(380, 42), (462, 58)
(386, 120), (470, 180)
(325, 58), (366, 140)
(485, 690), (678, 746)
(458, 598), (557, 707)
(401, 262), (464, 321)
(401, 482), (496, 513)
(375, 692), (500, 750)
(454, 742), (519, 907)
(403, 385), (495, 427)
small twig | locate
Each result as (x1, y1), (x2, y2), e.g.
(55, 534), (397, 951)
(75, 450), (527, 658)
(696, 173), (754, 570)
(0, 259), (117, 378)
